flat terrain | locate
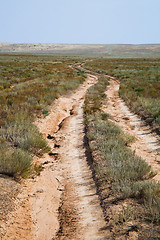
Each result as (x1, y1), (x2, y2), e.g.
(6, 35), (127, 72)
(0, 56), (160, 239)
(2, 73), (108, 240)
(1, 43), (160, 57)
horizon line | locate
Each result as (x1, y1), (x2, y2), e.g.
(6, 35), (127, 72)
(1, 42), (160, 45)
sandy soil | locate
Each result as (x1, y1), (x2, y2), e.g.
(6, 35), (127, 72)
(54, 89), (107, 240)
(102, 76), (160, 181)
(3, 71), (160, 240)
(3, 74), (108, 240)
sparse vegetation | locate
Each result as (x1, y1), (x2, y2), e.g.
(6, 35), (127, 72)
(1, 54), (160, 237)
(84, 70), (160, 238)
(84, 59), (160, 134)
(0, 54), (86, 178)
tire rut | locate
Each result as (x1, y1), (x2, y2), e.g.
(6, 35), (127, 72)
(102, 76), (160, 181)
(54, 96), (107, 240)
(3, 73), (108, 240)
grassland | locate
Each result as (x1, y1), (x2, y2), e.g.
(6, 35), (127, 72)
(84, 58), (160, 134)
(0, 54), (86, 177)
(1, 54), (160, 238)
(84, 72), (160, 238)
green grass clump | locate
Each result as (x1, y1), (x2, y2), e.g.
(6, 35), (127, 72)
(0, 145), (32, 178)
(0, 112), (49, 155)
(42, 109), (49, 116)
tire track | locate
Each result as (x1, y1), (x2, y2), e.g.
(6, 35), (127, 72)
(3, 73), (108, 240)
(102, 76), (160, 181)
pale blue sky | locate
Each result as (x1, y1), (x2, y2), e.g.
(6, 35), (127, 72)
(1, 0), (160, 44)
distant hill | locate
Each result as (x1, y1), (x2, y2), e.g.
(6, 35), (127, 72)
(0, 43), (160, 58)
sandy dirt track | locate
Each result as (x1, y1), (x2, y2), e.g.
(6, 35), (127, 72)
(102, 76), (160, 181)
(54, 88), (107, 240)
(2, 71), (160, 240)
(3, 73), (108, 240)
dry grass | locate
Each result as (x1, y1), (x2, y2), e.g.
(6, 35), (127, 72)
(0, 54), (86, 177)
(84, 58), (160, 133)
(83, 70), (160, 238)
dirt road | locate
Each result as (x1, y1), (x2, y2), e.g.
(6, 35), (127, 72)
(54, 80), (107, 240)
(3, 72), (160, 240)
(3, 73), (107, 240)
(102, 76), (160, 181)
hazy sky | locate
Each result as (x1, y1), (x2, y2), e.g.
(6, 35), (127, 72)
(1, 0), (160, 44)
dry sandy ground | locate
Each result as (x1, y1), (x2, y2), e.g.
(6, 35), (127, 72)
(102, 76), (160, 181)
(2, 74), (107, 240)
(2, 71), (160, 240)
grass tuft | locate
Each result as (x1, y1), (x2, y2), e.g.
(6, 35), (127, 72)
(0, 146), (32, 178)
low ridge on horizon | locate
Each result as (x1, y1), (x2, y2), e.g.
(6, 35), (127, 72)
(0, 42), (160, 58)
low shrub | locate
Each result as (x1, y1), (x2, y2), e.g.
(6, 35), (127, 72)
(0, 112), (50, 155)
(0, 146), (32, 178)
(132, 181), (160, 222)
